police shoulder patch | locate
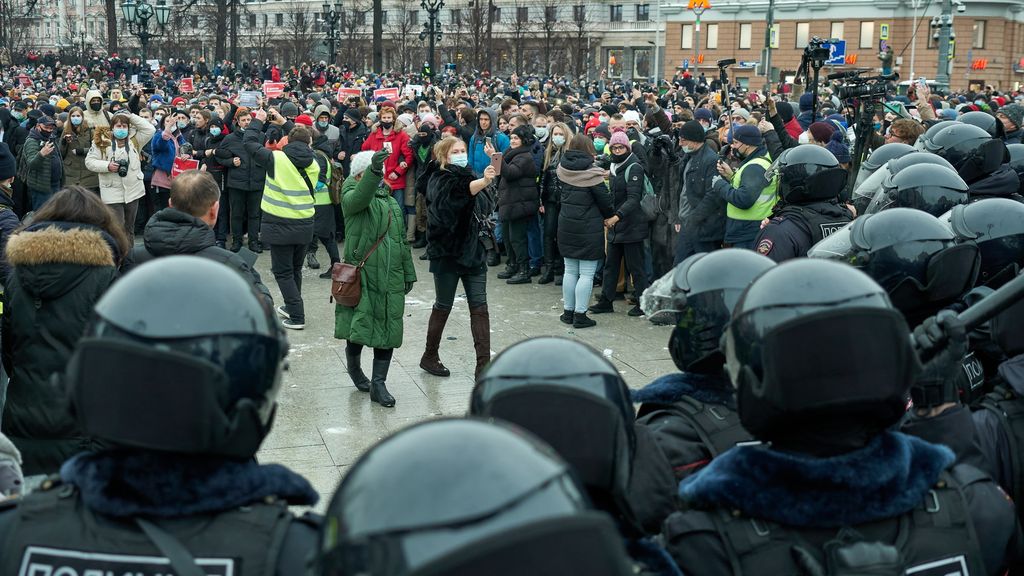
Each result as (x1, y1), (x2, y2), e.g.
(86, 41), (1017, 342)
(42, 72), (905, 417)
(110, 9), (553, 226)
(756, 239), (773, 255)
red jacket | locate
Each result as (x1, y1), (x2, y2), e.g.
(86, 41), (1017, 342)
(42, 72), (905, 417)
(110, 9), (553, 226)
(362, 128), (412, 191)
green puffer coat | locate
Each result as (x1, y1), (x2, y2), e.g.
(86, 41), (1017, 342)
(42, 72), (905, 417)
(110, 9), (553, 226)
(60, 125), (99, 190)
(334, 169), (416, 349)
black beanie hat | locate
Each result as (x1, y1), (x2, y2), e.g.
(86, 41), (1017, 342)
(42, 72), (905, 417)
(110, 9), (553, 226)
(679, 120), (706, 144)
(0, 142), (16, 181)
(776, 101), (795, 123)
(344, 108), (362, 123)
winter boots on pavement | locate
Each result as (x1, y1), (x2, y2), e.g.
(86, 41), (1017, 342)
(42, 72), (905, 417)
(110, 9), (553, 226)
(346, 346), (371, 392)
(470, 304), (491, 380)
(420, 307), (452, 377)
(370, 357), (395, 407)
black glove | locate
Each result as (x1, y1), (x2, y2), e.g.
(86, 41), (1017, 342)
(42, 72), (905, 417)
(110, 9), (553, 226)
(405, 281), (414, 295)
(371, 149), (389, 174)
(910, 310), (968, 410)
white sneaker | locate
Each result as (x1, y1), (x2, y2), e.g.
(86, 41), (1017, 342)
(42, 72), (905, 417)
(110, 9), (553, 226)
(276, 305), (290, 320)
(282, 318), (305, 330)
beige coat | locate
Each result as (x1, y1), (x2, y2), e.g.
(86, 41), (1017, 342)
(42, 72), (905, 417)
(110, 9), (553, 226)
(84, 114), (155, 205)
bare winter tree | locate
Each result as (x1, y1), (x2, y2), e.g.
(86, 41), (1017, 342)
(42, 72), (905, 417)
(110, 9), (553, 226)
(386, 0), (419, 73)
(538, 2), (565, 76)
(569, 3), (590, 79)
(194, 0), (229, 62)
(283, 8), (319, 65)
(504, 0), (533, 76)
(0, 0), (35, 64)
(105, 0), (117, 54)
(465, 0), (487, 73)
(246, 17), (275, 65)
(338, 0), (370, 72)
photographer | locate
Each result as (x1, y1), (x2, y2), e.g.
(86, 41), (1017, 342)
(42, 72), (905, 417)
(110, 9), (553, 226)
(20, 115), (62, 211)
(85, 111), (155, 244)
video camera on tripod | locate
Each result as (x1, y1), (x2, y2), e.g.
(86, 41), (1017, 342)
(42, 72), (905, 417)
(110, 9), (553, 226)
(830, 69), (899, 101)
(803, 37), (832, 68)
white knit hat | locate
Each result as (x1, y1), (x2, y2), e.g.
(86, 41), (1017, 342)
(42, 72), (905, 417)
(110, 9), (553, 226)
(397, 113), (414, 127)
(349, 150), (376, 178)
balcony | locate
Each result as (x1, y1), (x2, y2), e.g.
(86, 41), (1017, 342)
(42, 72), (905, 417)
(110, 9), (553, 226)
(604, 20), (660, 32)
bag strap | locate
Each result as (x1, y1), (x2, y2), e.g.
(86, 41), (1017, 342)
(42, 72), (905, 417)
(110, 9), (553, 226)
(295, 160), (317, 200)
(356, 209), (392, 268)
(136, 518), (206, 576)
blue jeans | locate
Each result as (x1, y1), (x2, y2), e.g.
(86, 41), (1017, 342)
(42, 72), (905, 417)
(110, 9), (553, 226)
(563, 258), (600, 313)
(527, 214), (543, 268)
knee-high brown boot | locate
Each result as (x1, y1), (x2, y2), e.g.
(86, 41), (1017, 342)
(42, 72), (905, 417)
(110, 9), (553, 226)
(419, 306), (452, 377)
(469, 304), (491, 380)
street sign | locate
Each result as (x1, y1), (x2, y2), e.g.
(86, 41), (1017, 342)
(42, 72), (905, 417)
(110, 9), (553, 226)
(880, 23), (890, 41)
(769, 25), (779, 49)
(825, 40), (846, 66)
(737, 61), (759, 69)
(682, 58), (690, 69)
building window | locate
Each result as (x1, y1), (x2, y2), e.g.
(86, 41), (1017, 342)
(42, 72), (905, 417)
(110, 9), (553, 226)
(634, 47), (651, 77)
(545, 6), (557, 21)
(608, 48), (624, 77)
(830, 21), (844, 40)
(636, 3), (649, 22)
(262, 13), (268, 26)
(450, 8), (460, 24)
(973, 20), (986, 48)
(796, 22), (810, 48)
(275, 13), (283, 25)
(356, 10), (365, 25)
(739, 22), (752, 49)
(408, 9), (417, 25)
(381, 10), (387, 24)
(706, 23), (719, 49)
(295, 12), (303, 26)
(610, 4), (622, 22)
(573, 4), (585, 22)
(517, 6), (527, 22)
(492, 7), (500, 21)
(680, 23), (693, 49)
(192, 15), (199, 27)
(248, 13), (256, 26)
(860, 21), (874, 48)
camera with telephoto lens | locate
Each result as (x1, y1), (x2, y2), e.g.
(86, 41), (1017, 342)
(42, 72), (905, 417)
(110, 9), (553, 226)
(804, 37), (832, 64)
(835, 70), (899, 101)
(115, 159), (129, 178)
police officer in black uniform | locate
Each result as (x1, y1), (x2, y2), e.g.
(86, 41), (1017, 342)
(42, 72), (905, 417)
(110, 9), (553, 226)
(0, 256), (319, 575)
(661, 259), (1022, 576)
(314, 418), (636, 576)
(863, 163), (969, 217)
(469, 337), (678, 570)
(945, 197), (1024, 289)
(924, 122), (1022, 202)
(634, 249), (773, 481)
(753, 146), (852, 262)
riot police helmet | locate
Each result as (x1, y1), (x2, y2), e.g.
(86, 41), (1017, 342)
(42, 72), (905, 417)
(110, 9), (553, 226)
(470, 337), (638, 533)
(808, 208), (980, 324)
(960, 110), (1006, 139)
(68, 256), (286, 459)
(724, 259), (915, 452)
(853, 142), (915, 191)
(1006, 143), (1024, 191)
(991, 274), (1024, 358)
(851, 152), (954, 214)
(914, 120), (954, 152)
(317, 418), (634, 576)
(923, 122), (1009, 183)
(771, 144), (847, 204)
(943, 197), (1024, 288)
(657, 250), (776, 374)
(864, 163), (969, 217)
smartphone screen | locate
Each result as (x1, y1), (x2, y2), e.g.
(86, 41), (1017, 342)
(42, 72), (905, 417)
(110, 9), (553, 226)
(490, 152), (502, 176)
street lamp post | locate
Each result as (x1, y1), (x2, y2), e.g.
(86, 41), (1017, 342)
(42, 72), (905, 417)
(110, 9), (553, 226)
(419, 0), (444, 79)
(322, 1), (342, 66)
(120, 0), (171, 84)
(692, 4), (706, 81)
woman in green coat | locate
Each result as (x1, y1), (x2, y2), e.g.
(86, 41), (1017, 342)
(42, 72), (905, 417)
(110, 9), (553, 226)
(59, 108), (99, 193)
(335, 149), (416, 408)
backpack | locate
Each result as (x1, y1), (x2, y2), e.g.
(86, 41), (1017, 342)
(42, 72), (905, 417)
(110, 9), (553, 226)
(978, 384), (1024, 512)
(626, 163), (658, 221)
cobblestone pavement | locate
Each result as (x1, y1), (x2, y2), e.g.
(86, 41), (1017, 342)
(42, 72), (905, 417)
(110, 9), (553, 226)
(253, 244), (676, 511)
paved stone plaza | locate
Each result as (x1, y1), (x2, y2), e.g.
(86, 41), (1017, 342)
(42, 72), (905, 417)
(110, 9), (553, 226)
(252, 246), (676, 510)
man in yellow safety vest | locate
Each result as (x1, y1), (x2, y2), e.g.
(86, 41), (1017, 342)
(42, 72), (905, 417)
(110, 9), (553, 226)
(712, 124), (778, 250)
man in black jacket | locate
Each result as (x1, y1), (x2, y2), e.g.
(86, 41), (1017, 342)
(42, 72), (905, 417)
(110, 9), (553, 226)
(674, 121), (723, 265)
(123, 170), (272, 306)
(216, 108), (266, 253)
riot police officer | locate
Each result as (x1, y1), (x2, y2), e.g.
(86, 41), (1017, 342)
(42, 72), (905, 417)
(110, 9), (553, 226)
(470, 337), (678, 549)
(753, 146), (852, 262)
(0, 256), (319, 574)
(634, 249), (774, 481)
(924, 123), (1021, 201)
(851, 151), (957, 215)
(944, 197), (1024, 289)
(863, 163), (969, 217)
(661, 259), (1022, 576)
(314, 418), (635, 576)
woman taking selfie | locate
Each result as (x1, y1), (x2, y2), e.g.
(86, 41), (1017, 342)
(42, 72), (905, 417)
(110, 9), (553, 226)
(419, 137), (497, 381)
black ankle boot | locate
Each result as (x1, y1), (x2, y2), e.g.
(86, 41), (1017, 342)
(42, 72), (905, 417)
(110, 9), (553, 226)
(370, 357), (395, 407)
(497, 263), (518, 279)
(346, 347), (370, 392)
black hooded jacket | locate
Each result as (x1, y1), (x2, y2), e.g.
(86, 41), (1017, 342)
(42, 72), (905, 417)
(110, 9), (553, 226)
(556, 150), (614, 260)
(969, 166), (1024, 202)
(124, 208), (271, 305)
(0, 108), (28, 157)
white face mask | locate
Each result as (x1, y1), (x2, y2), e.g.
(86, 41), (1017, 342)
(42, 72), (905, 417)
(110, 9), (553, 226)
(450, 152), (469, 167)
(798, 131), (810, 144)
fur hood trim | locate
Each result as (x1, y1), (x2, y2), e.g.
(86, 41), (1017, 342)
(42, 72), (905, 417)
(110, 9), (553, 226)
(6, 224), (116, 267)
(679, 431), (955, 528)
(632, 372), (735, 407)
(557, 163), (608, 188)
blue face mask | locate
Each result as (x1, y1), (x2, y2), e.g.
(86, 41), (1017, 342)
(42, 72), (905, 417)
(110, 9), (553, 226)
(873, 122), (882, 131)
(317, 120), (329, 129)
(552, 135), (565, 147)
(150, 102), (161, 110)
(70, 116), (83, 126)
(112, 127), (129, 140)
(450, 152), (469, 167)
(177, 120), (188, 130)
(209, 127), (222, 137)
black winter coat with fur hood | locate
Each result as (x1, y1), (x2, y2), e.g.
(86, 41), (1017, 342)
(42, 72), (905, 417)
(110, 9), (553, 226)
(1, 221), (119, 476)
